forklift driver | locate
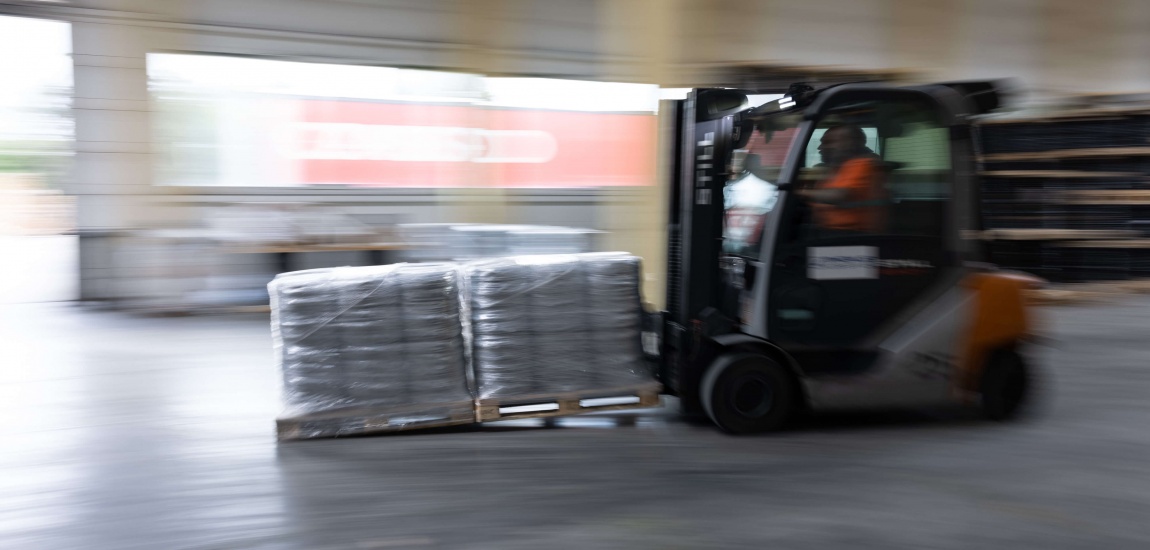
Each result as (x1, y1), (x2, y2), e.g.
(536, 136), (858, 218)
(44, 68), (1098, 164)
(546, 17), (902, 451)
(797, 124), (887, 235)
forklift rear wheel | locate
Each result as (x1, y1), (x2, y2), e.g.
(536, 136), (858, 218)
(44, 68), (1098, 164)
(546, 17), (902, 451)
(701, 353), (796, 434)
(980, 348), (1030, 421)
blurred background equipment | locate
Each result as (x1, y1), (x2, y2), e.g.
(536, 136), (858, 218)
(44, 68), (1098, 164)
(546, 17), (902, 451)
(125, 218), (604, 311)
(977, 101), (1150, 283)
(6, 1), (1150, 312)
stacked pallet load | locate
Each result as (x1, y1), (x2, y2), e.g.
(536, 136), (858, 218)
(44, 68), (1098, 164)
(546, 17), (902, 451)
(270, 252), (663, 439)
(466, 253), (660, 422)
(977, 105), (1150, 283)
(271, 264), (475, 439)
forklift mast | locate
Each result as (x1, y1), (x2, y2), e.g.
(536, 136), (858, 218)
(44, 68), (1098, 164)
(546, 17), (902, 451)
(661, 89), (750, 399)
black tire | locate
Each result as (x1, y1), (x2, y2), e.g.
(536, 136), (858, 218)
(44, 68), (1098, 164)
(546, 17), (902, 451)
(980, 349), (1030, 421)
(701, 353), (797, 434)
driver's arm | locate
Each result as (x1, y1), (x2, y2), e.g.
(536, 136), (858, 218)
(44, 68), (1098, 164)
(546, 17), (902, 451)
(797, 158), (877, 207)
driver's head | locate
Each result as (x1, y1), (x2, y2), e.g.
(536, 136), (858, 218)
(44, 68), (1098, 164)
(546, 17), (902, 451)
(818, 124), (867, 166)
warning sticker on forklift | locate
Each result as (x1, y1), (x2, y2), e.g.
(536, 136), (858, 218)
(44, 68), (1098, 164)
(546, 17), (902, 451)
(808, 246), (878, 280)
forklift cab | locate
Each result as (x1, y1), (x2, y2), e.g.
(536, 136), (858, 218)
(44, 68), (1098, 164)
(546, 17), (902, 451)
(658, 81), (1038, 433)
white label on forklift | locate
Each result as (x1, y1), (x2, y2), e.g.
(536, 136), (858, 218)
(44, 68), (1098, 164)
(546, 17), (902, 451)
(808, 246), (878, 280)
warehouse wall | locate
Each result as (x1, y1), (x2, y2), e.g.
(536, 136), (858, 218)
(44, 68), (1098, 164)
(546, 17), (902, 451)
(3, 0), (1149, 307)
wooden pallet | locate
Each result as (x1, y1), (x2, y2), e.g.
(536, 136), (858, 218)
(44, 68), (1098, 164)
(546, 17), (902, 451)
(476, 382), (663, 423)
(977, 107), (1150, 125)
(979, 170), (1141, 178)
(1059, 239), (1150, 249)
(1059, 189), (1150, 205)
(277, 400), (476, 440)
(978, 229), (1141, 241)
(981, 147), (1150, 162)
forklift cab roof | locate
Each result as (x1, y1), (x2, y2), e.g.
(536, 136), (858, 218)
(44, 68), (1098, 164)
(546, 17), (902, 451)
(696, 80), (1006, 123)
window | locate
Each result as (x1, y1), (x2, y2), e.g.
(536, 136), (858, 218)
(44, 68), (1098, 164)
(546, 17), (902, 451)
(0, 16), (72, 190)
(804, 126), (880, 169)
(722, 112), (802, 258)
(795, 97), (950, 239)
(148, 54), (659, 188)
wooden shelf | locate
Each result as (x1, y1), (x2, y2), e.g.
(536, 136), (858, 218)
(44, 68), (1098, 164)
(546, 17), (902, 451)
(980, 147), (1150, 162)
(1059, 189), (1150, 205)
(979, 229), (1140, 241)
(1027, 278), (1150, 305)
(1058, 239), (1150, 249)
(277, 399), (477, 440)
(476, 382), (663, 423)
(980, 170), (1141, 178)
(977, 108), (1150, 125)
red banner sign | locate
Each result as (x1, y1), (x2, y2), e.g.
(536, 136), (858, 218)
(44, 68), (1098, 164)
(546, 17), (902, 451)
(294, 100), (656, 188)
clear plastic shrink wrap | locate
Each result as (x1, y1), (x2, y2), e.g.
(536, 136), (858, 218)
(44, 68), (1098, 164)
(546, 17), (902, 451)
(466, 252), (654, 399)
(270, 263), (472, 438)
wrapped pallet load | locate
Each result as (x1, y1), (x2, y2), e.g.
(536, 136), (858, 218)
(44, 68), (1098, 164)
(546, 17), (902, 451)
(270, 263), (474, 440)
(466, 252), (659, 420)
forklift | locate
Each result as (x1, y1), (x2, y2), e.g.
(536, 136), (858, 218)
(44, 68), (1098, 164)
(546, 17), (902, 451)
(651, 81), (1041, 433)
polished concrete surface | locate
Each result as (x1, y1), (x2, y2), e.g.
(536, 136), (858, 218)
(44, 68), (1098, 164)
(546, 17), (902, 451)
(2, 297), (1149, 549)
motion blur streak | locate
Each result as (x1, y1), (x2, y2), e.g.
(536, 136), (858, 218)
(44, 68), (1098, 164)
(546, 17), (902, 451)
(1, 1), (1150, 548)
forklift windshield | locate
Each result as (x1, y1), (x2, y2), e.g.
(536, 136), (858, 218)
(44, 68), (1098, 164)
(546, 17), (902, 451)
(722, 111), (803, 258)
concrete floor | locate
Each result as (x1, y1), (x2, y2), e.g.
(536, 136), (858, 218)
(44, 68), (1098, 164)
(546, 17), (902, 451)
(2, 297), (1149, 549)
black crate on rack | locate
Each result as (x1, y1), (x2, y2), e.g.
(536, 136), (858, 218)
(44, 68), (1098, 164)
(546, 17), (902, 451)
(1121, 114), (1150, 146)
(1053, 246), (1131, 282)
(1130, 249), (1150, 278)
(979, 175), (1052, 197)
(986, 241), (1055, 279)
(1130, 208), (1150, 237)
(983, 160), (1055, 171)
(1054, 119), (1133, 149)
(980, 123), (1049, 154)
(1046, 176), (1140, 191)
(1056, 204), (1131, 231)
(1057, 158), (1146, 173)
(980, 175), (1065, 230)
(976, 111), (1150, 282)
(1132, 222), (1150, 237)
(981, 199), (1061, 229)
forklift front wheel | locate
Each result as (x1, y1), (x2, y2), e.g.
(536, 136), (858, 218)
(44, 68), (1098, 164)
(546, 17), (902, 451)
(701, 353), (796, 434)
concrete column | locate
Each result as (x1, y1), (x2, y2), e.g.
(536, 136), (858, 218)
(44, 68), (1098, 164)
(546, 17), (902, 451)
(595, 0), (685, 308)
(71, 21), (153, 301)
(432, 0), (519, 226)
(70, 12), (192, 305)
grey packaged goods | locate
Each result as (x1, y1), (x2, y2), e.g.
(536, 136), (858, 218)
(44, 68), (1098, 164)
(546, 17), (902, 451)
(270, 263), (473, 439)
(398, 223), (601, 262)
(465, 253), (654, 400)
